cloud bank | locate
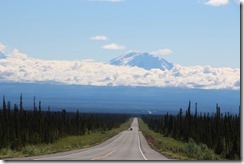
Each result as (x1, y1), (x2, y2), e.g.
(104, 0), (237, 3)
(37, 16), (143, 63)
(0, 49), (240, 90)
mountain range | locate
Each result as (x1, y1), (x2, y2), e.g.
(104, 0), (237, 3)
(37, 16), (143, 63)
(109, 51), (174, 70)
(0, 50), (240, 90)
(0, 50), (240, 114)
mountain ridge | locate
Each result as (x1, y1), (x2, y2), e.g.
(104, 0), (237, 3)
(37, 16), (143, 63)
(109, 51), (174, 70)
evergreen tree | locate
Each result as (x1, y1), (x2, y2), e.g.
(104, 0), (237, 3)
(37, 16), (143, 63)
(141, 100), (240, 159)
(20, 94), (23, 111)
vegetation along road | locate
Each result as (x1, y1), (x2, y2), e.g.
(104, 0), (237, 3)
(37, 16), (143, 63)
(7, 118), (170, 160)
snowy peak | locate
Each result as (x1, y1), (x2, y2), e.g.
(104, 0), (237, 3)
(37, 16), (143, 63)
(109, 52), (174, 70)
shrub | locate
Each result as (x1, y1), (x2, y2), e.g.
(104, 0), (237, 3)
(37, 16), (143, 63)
(21, 145), (40, 156)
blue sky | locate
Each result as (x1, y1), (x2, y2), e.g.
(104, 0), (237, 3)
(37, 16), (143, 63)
(0, 0), (240, 68)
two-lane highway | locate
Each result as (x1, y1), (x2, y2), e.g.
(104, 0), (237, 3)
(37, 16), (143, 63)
(8, 118), (169, 160)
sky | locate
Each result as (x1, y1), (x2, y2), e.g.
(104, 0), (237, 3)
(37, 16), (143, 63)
(0, 0), (241, 68)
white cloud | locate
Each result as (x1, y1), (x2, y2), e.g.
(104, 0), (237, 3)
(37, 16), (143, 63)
(90, 35), (108, 41)
(204, 0), (229, 6)
(89, 0), (125, 2)
(9, 49), (29, 59)
(151, 49), (173, 57)
(0, 43), (6, 52)
(102, 43), (125, 50)
(0, 49), (240, 90)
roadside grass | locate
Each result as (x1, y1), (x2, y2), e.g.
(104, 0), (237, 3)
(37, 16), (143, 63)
(138, 118), (222, 160)
(0, 118), (133, 159)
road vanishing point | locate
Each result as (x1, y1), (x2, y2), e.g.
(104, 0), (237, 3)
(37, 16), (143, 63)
(7, 118), (170, 161)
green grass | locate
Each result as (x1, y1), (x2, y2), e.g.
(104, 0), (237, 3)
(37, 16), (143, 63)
(0, 118), (133, 159)
(138, 118), (222, 160)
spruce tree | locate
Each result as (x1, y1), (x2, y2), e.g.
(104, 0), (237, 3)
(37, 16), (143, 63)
(20, 94), (23, 111)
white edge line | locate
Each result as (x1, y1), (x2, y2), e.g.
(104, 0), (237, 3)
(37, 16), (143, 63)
(137, 130), (147, 160)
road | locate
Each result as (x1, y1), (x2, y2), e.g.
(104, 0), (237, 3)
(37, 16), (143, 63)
(7, 118), (170, 160)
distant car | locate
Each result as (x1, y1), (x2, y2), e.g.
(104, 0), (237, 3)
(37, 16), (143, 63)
(129, 127), (133, 131)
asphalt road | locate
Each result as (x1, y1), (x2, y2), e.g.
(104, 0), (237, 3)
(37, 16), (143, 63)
(7, 118), (170, 161)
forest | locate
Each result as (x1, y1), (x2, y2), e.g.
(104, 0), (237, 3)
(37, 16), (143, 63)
(0, 94), (130, 151)
(141, 101), (240, 160)
(0, 94), (240, 160)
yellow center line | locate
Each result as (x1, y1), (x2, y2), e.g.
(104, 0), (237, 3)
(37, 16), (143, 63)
(91, 149), (117, 160)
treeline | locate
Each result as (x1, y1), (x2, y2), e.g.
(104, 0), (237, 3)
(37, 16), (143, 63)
(0, 94), (130, 151)
(141, 101), (240, 160)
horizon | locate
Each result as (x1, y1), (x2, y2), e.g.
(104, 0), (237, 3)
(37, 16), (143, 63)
(0, 82), (240, 115)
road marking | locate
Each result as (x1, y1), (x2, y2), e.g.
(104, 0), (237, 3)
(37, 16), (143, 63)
(34, 132), (125, 160)
(137, 131), (147, 160)
(91, 150), (117, 160)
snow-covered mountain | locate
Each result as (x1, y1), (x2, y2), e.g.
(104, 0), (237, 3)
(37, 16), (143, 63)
(0, 51), (6, 59)
(0, 49), (240, 90)
(109, 51), (174, 70)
